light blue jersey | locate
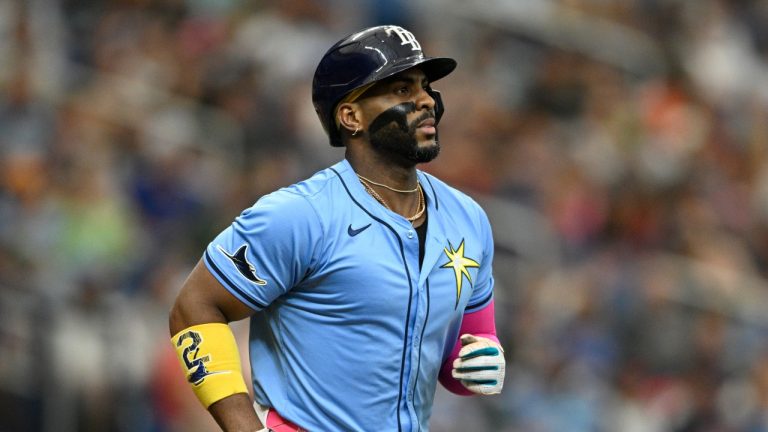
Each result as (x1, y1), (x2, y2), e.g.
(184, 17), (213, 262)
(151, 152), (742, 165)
(204, 159), (495, 431)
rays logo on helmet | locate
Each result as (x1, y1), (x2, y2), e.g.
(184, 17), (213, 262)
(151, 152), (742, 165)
(384, 25), (422, 52)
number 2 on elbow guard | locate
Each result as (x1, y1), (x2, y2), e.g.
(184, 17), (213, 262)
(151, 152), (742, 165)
(177, 330), (213, 385)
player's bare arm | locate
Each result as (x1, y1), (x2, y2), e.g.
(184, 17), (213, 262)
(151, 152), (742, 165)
(169, 259), (254, 330)
(169, 260), (264, 431)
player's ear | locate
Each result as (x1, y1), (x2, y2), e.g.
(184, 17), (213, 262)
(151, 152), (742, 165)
(337, 102), (362, 136)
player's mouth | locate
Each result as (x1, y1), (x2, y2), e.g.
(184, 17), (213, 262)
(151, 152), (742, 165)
(417, 118), (436, 135)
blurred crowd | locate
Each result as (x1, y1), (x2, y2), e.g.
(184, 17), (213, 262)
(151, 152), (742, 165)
(2, 0), (768, 431)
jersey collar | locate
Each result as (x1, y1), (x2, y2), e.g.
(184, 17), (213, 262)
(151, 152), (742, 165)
(335, 159), (438, 228)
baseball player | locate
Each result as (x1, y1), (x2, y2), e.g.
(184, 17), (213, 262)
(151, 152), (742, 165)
(169, 25), (505, 431)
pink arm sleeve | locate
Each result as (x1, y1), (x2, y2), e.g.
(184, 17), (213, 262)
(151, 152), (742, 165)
(438, 300), (500, 396)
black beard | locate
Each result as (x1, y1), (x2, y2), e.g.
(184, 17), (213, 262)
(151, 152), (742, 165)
(367, 102), (440, 167)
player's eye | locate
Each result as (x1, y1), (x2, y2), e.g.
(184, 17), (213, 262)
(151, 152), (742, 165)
(395, 86), (410, 96)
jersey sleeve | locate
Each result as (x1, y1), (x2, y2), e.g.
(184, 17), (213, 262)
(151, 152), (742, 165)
(203, 190), (322, 311)
(465, 206), (494, 313)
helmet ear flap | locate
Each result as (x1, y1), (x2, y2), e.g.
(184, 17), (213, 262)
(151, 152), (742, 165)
(427, 88), (445, 124)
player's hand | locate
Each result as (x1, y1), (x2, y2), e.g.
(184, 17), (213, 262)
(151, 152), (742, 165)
(451, 334), (505, 395)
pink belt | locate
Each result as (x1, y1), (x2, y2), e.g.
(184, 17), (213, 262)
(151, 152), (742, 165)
(266, 409), (304, 432)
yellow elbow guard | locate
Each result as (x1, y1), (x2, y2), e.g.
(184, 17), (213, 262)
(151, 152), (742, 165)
(171, 323), (248, 408)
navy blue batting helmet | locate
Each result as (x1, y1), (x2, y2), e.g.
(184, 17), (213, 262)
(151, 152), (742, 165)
(312, 25), (457, 147)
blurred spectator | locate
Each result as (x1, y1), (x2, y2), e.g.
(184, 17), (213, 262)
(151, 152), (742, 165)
(4, 0), (768, 431)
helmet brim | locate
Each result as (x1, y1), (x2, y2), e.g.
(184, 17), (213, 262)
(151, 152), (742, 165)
(418, 57), (458, 83)
(371, 56), (457, 87)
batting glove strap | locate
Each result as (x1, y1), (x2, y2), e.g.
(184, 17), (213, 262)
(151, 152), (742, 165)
(451, 334), (505, 395)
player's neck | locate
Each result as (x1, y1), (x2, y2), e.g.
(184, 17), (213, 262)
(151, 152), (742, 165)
(346, 152), (422, 221)
(345, 148), (419, 190)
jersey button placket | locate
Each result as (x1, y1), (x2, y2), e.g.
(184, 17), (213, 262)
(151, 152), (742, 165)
(406, 230), (415, 239)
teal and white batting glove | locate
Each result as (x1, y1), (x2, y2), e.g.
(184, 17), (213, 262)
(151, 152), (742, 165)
(451, 334), (505, 395)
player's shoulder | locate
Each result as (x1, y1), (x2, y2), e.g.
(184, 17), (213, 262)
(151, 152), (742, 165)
(274, 162), (350, 214)
(243, 161), (345, 217)
(281, 163), (340, 199)
(419, 170), (487, 219)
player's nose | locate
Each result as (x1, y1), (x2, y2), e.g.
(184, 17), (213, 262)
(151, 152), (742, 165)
(415, 86), (435, 112)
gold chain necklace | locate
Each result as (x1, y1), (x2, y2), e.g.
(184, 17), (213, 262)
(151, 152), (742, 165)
(360, 180), (425, 222)
(357, 174), (419, 193)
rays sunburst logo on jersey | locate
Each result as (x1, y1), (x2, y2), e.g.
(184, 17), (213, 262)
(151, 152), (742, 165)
(440, 239), (480, 309)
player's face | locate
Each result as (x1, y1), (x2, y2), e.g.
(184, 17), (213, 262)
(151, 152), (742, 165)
(359, 69), (440, 166)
